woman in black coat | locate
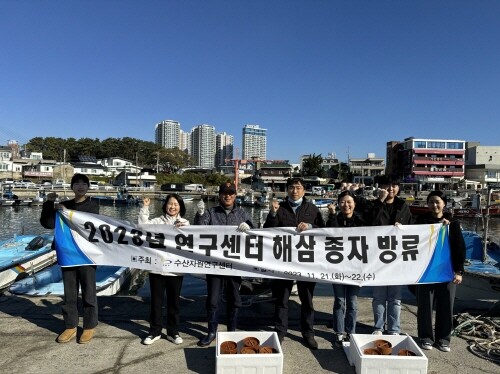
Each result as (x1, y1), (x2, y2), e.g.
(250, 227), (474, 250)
(415, 190), (466, 353)
(326, 190), (366, 346)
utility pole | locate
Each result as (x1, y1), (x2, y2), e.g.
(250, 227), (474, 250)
(135, 152), (139, 188)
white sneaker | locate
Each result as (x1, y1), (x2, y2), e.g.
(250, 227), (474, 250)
(372, 330), (383, 335)
(143, 335), (161, 345)
(421, 342), (433, 350)
(437, 344), (450, 352)
(167, 334), (183, 345)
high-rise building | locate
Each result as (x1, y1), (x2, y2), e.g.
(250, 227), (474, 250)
(215, 132), (234, 167)
(242, 124), (267, 160)
(179, 129), (191, 154)
(155, 120), (180, 149)
(191, 125), (216, 168)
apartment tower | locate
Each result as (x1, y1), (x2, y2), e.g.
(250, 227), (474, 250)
(155, 120), (180, 149)
(242, 124), (267, 160)
(215, 132), (234, 167)
(191, 125), (216, 168)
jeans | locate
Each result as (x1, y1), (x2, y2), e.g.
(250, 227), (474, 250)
(332, 284), (360, 334)
(372, 285), (402, 333)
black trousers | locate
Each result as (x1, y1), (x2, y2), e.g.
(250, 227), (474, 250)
(205, 275), (242, 316)
(273, 279), (316, 338)
(417, 281), (456, 346)
(148, 273), (183, 336)
(62, 265), (98, 329)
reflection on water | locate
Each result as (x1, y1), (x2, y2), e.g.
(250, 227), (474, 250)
(1, 200), (499, 296)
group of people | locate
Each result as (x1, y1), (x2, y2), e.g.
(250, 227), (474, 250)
(41, 174), (466, 354)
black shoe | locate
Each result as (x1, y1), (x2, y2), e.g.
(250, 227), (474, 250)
(303, 335), (318, 350)
(197, 332), (216, 347)
(278, 335), (284, 345)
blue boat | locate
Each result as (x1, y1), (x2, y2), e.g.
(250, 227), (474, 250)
(0, 235), (56, 290)
(457, 230), (500, 300)
(312, 198), (334, 208)
(9, 265), (136, 296)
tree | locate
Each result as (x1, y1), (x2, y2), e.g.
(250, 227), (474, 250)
(302, 153), (324, 177)
(158, 148), (192, 173)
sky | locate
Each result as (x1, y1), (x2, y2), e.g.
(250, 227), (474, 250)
(2, 0), (500, 164)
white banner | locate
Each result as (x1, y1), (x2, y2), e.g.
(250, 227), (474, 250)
(55, 210), (453, 286)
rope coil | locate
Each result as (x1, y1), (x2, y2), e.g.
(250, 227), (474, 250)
(453, 312), (500, 363)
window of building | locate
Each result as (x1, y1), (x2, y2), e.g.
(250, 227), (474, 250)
(446, 142), (464, 150)
(427, 142), (446, 149)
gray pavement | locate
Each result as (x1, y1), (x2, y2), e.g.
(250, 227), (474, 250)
(0, 288), (498, 374)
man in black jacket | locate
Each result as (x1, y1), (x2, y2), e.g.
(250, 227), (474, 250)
(264, 177), (324, 349)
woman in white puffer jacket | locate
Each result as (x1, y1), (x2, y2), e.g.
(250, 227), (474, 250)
(138, 194), (189, 346)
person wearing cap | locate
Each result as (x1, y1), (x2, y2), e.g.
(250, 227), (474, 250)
(369, 177), (413, 336)
(414, 190), (466, 353)
(263, 177), (325, 350)
(194, 181), (255, 347)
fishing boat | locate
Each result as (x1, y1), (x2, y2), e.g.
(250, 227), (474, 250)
(255, 194), (270, 208)
(90, 195), (140, 206)
(454, 186), (500, 300)
(457, 230), (500, 300)
(0, 235), (56, 290)
(10, 265), (136, 296)
(241, 192), (256, 206)
(312, 198), (334, 208)
(30, 190), (46, 206)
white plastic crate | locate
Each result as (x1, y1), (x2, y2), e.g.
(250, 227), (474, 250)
(216, 331), (283, 374)
(349, 334), (428, 374)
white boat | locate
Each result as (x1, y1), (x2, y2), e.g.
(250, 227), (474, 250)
(312, 198), (334, 208)
(241, 192), (256, 206)
(9, 265), (136, 296)
(30, 190), (46, 206)
(0, 235), (56, 290)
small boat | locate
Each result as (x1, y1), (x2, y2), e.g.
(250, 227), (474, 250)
(30, 190), (46, 206)
(312, 198), (334, 208)
(0, 235), (56, 290)
(90, 195), (139, 206)
(10, 265), (136, 296)
(456, 230), (500, 300)
(241, 192), (256, 206)
(255, 194), (270, 208)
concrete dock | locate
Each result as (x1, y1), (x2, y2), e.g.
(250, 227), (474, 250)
(0, 288), (498, 374)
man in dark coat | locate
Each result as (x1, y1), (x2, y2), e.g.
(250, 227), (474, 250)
(264, 177), (324, 349)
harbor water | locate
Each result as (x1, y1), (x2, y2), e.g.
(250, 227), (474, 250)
(1, 199), (499, 297)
